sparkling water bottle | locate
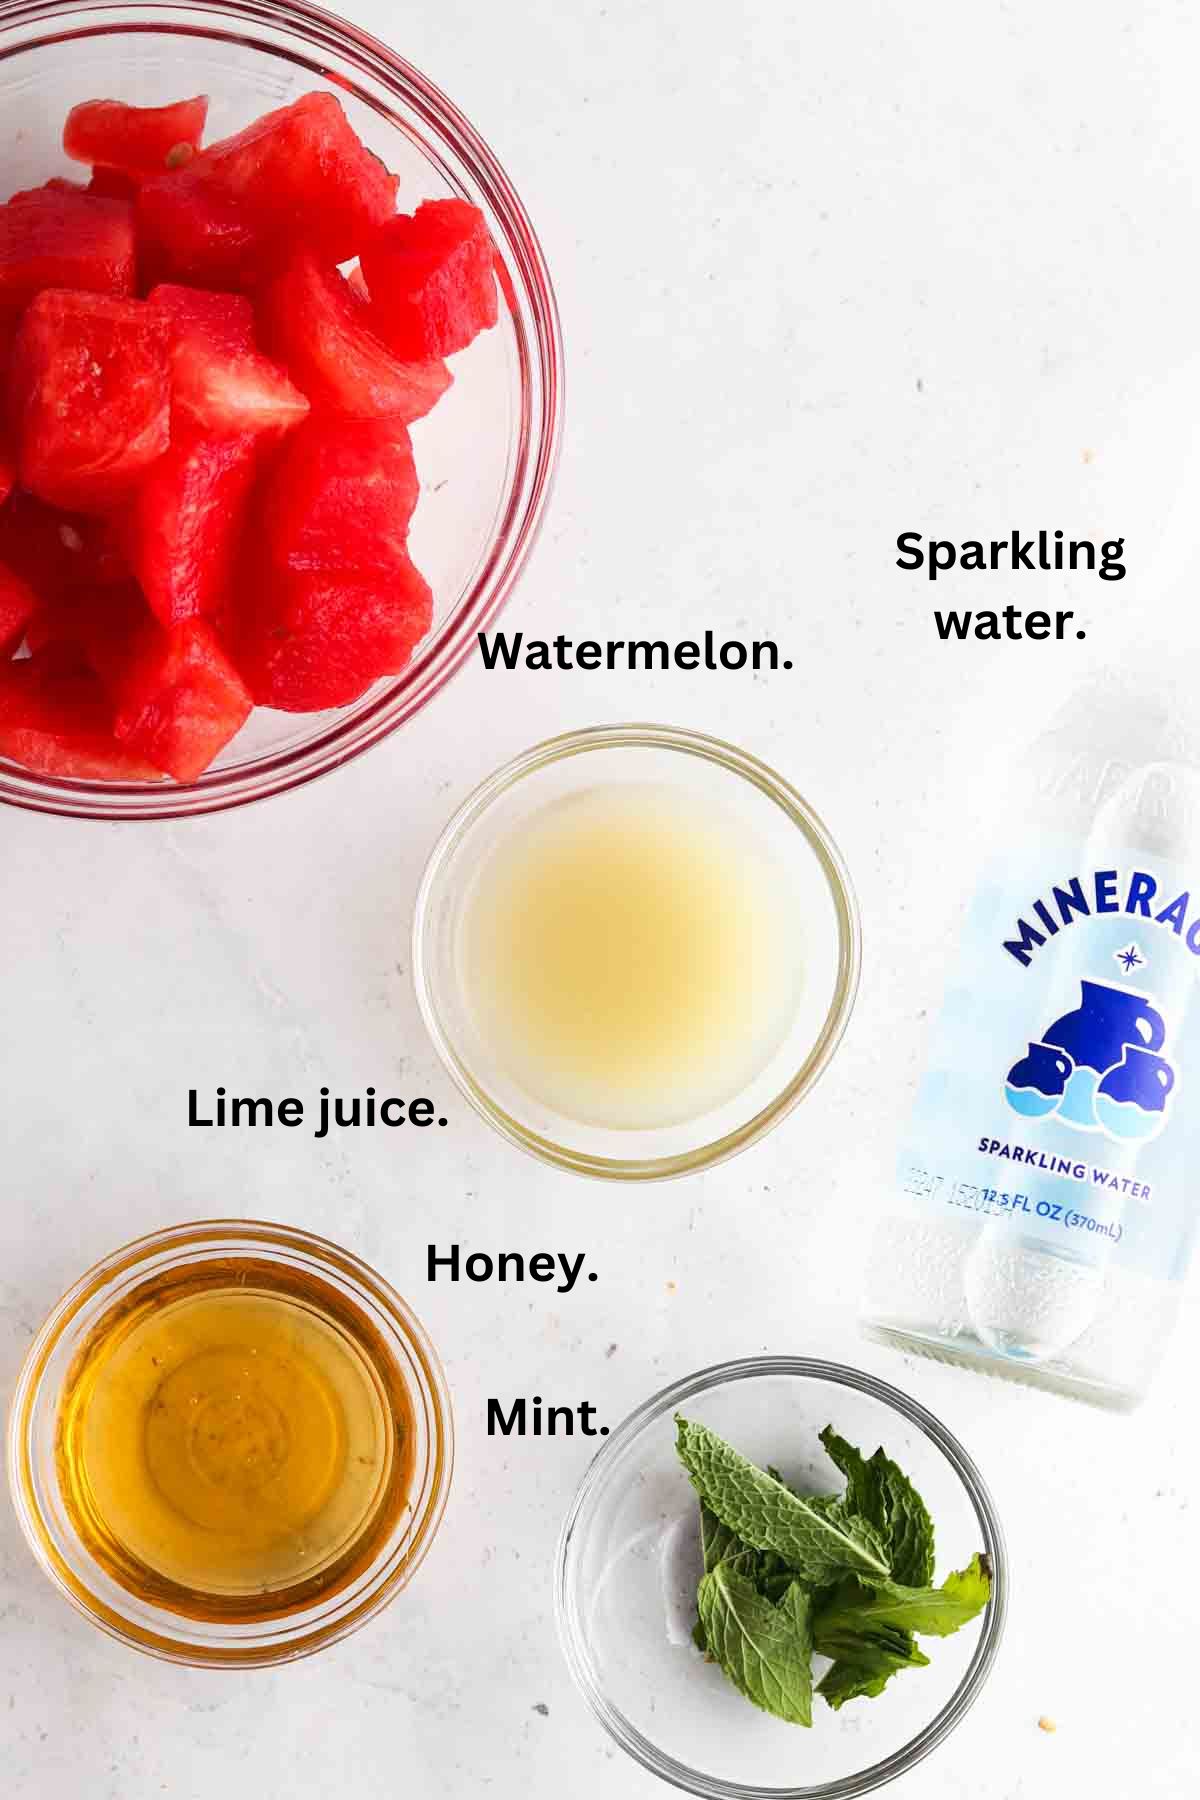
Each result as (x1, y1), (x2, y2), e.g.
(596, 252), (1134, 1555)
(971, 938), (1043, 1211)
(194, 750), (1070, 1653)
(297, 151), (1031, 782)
(862, 669), (1200, 1408)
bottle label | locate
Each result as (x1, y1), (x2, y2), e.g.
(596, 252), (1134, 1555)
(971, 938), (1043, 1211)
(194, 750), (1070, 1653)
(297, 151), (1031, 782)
(897, 847), (1200, 1284)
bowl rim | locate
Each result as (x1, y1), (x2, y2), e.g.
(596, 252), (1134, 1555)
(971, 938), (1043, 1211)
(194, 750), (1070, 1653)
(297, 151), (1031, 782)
(0, 0), (564, 819)
(411, 723), (863, 1181)
(6, 1216), (455, 1666)
(554, 1354), (1008, 1799)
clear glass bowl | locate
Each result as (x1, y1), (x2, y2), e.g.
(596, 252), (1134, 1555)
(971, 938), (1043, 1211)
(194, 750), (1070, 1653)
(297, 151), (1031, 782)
(7, 1219), (453, 1665)
(0, 0), (562, 818)
(555, 1358), (1007, 1798)
(412, 725), (861, 1180)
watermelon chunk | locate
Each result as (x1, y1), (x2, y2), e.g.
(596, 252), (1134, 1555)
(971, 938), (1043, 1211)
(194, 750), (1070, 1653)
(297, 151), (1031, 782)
(148, 281), (308, 439)
(262, 416), (419, 575)
(20, 604), (59, 657)
(100, 613), (252, 780)
(21, 576), (143, 661)
(258, 254), (451, 420)
(235, 557), (433, 712)
(137, 91), (398, 285)
(360, 199), (498, 361)
(148, 282), (254, 352)
(9, 290), (171, 511)
(120, 426), (259, 626)
(0, 562), (37, 654)
(0, 315), (14, 503)
(0, 651), (162, 779)
(64, 96), (209, 180)
(8, 177), (88, 204)
(0, 189), (135, 314)
(136, 179), (255, 289)
(0, 491), (130, 602)
(37, 582), (251, 777)
(22, 595), (82, 657)
(88, 166), (139, 202)
(0, 380), (14, 509)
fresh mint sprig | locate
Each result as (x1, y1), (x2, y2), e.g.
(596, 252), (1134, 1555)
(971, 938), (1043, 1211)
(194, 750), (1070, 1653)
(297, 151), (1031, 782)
(675, 1416), (892, 1587)
(675, 1415), (991, 1728)
(818, 1425), (935, 1589)
(698, 1564), (814, 1726)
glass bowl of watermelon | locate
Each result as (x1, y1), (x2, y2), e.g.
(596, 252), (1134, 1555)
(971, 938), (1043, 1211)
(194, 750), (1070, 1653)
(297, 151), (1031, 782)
(0, 1), (562, 818)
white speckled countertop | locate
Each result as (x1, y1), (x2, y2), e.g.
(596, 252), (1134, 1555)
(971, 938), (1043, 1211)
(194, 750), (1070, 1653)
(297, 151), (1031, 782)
(2, 2), (1198, 1795)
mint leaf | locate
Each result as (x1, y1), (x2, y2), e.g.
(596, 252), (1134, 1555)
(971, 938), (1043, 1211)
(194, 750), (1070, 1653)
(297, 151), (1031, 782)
(675, 1417), (892, 1585)
(693, 1505), (751, 1653)
(815, 1553), (992, 1643)
(819, 1426), (935, 1588)
(816, 1622), (930, 1711)
(816, 1428), (880, 1519)
(681, 1420), (989, 1727)
(697, 1563), (814, 1726)
(700, 1500), (742, 1574)
(755, 1554), (798, 1604)
(695, 1501), (799, 1651)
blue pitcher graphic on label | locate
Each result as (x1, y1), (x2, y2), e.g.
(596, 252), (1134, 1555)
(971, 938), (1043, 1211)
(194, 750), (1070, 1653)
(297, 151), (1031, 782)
(1095, 1048), (1175, 1141)
(1004, 978), (1176, 1141)
(1004, 1042), (1073, 1118)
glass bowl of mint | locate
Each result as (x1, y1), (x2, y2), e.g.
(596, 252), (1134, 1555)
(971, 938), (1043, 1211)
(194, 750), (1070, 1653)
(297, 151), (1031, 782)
(555, 1357), (1006, 1798)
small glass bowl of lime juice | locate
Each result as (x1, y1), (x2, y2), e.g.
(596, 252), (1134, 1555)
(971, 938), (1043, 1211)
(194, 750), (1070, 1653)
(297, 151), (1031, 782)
(412, 725), (860, 1180)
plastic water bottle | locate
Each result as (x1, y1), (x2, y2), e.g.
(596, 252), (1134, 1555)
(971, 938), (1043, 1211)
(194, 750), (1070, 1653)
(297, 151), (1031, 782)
(862, 667), (1200, 1409)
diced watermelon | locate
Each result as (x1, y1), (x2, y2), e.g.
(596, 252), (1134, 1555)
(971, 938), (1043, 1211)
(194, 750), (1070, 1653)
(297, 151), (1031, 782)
(262, 417), (419, 575)
(21, 576), (143, 660)
(88, 166), (139, 202)
(0, 315), (14, 502)
(258, 254), (451, 420)
(234, 556), (433, 711)
(0, 85), (478, 779)
(8, 289), (171, 511)
(0, 561), (37, 654)
(148, 281), (308, 438)
(0, 189), (135, 314)
(22, 596), (79, 656)
(33, 580), (250, 776)
(120, 426), (259, 625)
(0, 383), (14, 508)
(136, 179), (256, 290)
(99, 613), (252, 780)
(64, 96), (209, 180)
(137, 92), (398, 285)
(0, 650), (162, 779)
(20, 604), (59, 656)
(148, 281), (254, 352)
(8, 177), (88, 204)
(360, 199), (498, 361)
(0, 491), (130, 601)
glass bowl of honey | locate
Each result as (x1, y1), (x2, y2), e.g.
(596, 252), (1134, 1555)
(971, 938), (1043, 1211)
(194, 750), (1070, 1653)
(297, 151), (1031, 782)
(7, 1220), (452, 1665)
(413, 724), (861, 1180)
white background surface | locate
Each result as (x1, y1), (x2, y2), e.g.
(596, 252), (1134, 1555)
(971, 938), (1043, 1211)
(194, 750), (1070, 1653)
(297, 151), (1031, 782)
(3, 1), (1199, 1795)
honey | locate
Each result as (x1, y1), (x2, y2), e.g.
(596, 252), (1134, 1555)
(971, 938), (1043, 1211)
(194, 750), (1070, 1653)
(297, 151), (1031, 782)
(55, 1256), (415, 1620)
